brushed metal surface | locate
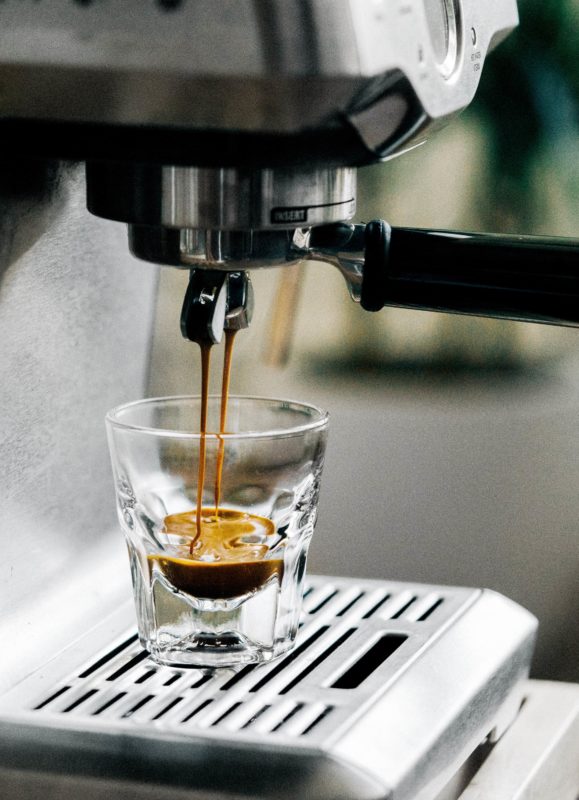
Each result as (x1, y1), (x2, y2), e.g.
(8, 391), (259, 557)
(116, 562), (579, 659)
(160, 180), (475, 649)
(90, 165), (356, 230)
(458, 680), (579, 800)
(0, 161), (158, 694)
(1, 681), (575, 800)
(0, 576), (537, 800)
(0, 0), (517, 142)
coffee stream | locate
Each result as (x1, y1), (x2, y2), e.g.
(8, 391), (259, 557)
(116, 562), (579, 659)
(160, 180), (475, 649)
(214, 329), (236, 519)
(193, 328), (237, 549)
(194, 341), (212, 548)
(150, 329), (282, 600)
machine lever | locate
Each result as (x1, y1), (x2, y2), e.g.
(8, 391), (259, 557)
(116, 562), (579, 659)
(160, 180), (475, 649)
(360, 220), (392, 312)
(365, 226), (579, 327)
(312, 221), (579, 327)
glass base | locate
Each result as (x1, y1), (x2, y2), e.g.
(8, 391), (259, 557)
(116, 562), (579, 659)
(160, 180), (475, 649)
(145, 630), (293, 668)
(138, 569), (297, 668)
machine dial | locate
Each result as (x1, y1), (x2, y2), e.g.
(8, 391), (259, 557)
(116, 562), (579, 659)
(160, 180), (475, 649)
(422, 0), (460, 78)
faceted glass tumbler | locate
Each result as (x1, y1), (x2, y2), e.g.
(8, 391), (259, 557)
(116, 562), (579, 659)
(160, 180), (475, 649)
(106, 396), (329, 668)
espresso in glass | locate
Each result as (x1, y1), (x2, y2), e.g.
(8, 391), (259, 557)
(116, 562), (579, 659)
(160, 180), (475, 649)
(108, 394), (328, 666)
(150, 331), (283, 606)
(149, 508), (283, 600)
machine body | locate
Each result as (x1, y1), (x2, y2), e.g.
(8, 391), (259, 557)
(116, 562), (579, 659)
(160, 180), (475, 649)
(6, 0), (565, 340)
(2, 3), (579, 799)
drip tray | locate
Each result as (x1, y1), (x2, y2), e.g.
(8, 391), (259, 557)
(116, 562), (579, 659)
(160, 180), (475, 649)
(0, 576), (537, 800)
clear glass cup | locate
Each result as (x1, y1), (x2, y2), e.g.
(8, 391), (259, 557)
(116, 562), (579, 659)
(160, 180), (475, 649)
(106, 396), (329, 668)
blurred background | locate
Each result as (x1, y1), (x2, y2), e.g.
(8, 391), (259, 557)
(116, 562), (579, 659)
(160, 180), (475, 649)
(149, 0), (579, 682)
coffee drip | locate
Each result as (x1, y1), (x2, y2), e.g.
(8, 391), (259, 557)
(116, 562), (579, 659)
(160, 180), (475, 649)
(155, 326), (282, 600)
(213, 328), (236, 530)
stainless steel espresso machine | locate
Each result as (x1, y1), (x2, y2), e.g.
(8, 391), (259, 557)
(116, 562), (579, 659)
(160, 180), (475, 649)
(1, 2), (578, 799)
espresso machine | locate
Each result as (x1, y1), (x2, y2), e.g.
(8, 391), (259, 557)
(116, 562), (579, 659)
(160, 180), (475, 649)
(1, 2), (578, 798)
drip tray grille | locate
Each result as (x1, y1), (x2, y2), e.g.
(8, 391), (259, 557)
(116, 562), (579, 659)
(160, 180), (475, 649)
(0, 576), (537, 800)
(23, 578), (455, 741)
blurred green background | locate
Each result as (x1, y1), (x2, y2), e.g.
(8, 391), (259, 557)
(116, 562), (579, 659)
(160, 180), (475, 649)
(348, 0), (579, 374)
(475, 0), (579, 233)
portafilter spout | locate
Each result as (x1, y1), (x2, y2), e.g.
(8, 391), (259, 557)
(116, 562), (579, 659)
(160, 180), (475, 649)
(87, 156), (579, 333)
(172, 217), (579, 332)
(180, 270), (253, 346)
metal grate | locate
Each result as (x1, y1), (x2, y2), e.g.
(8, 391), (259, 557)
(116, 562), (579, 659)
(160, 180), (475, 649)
(0, 577), (537, 800)
(22, 578), (456, 742)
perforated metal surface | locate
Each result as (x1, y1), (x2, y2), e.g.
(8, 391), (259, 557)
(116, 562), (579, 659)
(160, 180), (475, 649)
(13, 578), (464, 745)
(0, 576), (537, 800)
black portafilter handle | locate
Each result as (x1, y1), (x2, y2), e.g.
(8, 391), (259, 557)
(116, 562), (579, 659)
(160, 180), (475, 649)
(359, 220), (579, 327)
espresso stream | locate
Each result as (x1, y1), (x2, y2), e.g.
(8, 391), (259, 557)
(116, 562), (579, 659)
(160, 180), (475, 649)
(151, 330), (282, 600)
